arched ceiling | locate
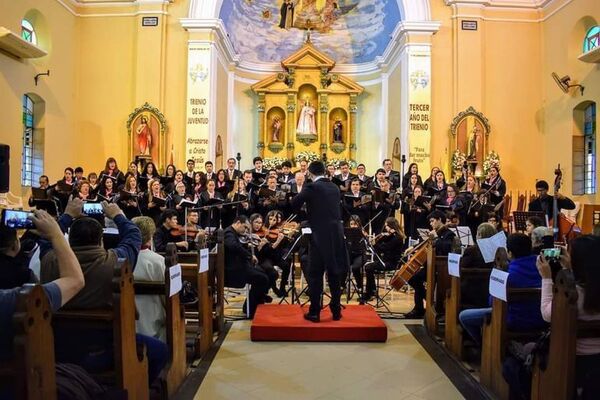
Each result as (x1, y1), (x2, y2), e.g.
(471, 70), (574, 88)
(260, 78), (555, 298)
(218, 0), (402, 64)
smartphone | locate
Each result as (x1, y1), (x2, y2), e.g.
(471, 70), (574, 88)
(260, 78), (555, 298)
(83, 203), (104, 216)
(542, 247), (561, 260)
(2, 209), (34, 229)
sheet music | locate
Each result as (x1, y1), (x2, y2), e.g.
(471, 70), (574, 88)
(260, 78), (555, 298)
(477, 231), (507, 263)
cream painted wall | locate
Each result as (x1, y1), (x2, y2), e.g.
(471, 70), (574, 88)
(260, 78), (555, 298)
(541, 0), (600, 204)
(0, 0), (77, 196)
(1, 0), (598, 205)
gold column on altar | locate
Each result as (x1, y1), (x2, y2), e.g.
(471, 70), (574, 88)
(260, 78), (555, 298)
(251, 42), (363, 166)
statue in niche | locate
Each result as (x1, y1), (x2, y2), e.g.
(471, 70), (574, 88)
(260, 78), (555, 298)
(296, 98), (317, 136)
(271, 116), (282, 142)
(333, 118), (343, 143)
(278, 0), (295, 30)
(467, 124), (481, 160)
(136, 115), (152, 156)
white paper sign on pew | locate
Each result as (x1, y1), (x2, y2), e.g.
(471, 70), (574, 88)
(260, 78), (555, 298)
(169, 264), (183, 297)
(448, 253), (461, 277)
(199, 248), (209, 273)
(489, 268), (509, 301)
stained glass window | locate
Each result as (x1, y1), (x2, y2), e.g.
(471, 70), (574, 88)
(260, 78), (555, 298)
(583, 26), (600, 53)
(584, 103), (596, 194)
(21, 19), (37, 45)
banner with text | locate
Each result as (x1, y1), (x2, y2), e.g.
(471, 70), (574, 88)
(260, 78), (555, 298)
(407, 49), (432, 173)
(186, 43), (211, 170)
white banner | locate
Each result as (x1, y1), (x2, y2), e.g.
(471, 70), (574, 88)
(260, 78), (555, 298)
(407, 48), (432, 173)
(186, 43), (211, 169)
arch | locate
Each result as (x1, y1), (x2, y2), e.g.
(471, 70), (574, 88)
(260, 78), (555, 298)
(568, 16), (597, 63)
(392, 137), (401, 171)
(189, 0), (432, 22)
(572, 101), (596, 195)
(23, 9), (51, 53)
(266, 106), (286, 145)
(215, 135), (224, 169)
(21, 93), (45, 187)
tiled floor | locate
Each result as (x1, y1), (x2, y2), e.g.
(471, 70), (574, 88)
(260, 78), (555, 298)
(193, 318), (464, 400)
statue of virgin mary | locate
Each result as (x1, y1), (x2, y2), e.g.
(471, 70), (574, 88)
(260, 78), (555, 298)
(296, 99), (317, 136)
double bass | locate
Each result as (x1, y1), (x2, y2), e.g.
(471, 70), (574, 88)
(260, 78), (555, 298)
(551, 164), (581, 244)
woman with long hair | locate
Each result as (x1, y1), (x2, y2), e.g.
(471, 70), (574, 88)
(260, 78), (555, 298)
(142, 178), (167, 225)
(249, 213), (286, 298)
(118, 174), (141, 220)
(100, 157), (125, 188)
(402, 163), (423, 190)
(346, 215), (368, 298)
(536, 235), (600, 396)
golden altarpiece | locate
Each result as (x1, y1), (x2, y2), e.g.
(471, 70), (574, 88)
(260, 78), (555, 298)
(251, 41), (364, 164)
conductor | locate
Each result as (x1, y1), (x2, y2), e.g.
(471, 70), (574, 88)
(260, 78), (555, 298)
(291, 161), (349, 322)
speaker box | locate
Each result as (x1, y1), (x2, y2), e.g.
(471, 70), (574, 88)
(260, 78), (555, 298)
(0, 144), (9, 193)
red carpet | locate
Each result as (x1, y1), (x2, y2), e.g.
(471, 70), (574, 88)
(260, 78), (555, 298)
(251, 304), (387, 342)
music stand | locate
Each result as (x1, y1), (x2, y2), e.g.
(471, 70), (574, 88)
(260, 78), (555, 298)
(449, 226), (473, 248)
(512, 211), (546, 232)
(279, 230), (310, 305)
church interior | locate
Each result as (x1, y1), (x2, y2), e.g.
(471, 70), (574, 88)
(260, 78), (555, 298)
(1, 0), (599, 399)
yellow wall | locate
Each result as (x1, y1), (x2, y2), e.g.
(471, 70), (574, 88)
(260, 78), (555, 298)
(1, 0), (598, 205)
(0, 0), (77, 196)
(541, 0), (600, 204)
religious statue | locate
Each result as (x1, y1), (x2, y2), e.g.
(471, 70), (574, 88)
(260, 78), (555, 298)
(296, 99), (317, 136)
(279, 0), (295, 30)
(271, 116), (282, 142)
(333, 118), (343, 143)
(136, 115), (152, 156)
(467, 124), (481, 160)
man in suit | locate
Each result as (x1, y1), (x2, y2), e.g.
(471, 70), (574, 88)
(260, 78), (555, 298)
(225, 157), (242, 182)
(528, 180), (575, 221)
(204, 161), (216, 182)
(382, 158), (401, 189)
(291, 161), (349, 322)
(278, 161), (294, 184)
(223, 215), (269, 318)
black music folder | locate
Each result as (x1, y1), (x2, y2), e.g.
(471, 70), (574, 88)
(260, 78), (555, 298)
(31, 187), (49, 200)
(151, 196), (167, 207)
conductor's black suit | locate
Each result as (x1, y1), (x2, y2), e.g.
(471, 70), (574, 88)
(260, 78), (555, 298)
(290, 176), (349, 316)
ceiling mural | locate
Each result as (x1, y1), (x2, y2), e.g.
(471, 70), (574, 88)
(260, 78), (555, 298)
(219, 0), (402, 64)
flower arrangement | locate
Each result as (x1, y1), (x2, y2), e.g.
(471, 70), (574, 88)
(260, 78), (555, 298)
(328, 158), (358, 170)
(262, 157), (288, 170)
(295, 151), (319, 164)
(451, 149), (467, 171)
(483, 151), (501, 176)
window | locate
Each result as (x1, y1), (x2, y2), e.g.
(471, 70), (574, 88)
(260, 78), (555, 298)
(21, 95), (44, 187)
(21, 19), (37, 45)
(584, 103), (596, 194)
(583, 26), (599, 53)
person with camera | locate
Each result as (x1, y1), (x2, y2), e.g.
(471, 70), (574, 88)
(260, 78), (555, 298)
(39, 197), (167, 387)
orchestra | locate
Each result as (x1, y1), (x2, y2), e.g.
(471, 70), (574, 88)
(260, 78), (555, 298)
(27, 154), (577, 316)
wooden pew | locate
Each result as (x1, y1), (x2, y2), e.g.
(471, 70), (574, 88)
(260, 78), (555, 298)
(134, 243), (187, 397)
(480, 248), (543, 400)
(0, 285), (56, 400)
(444, 267), (491, 360)
(53, 260), (149, 400)
(180, 232), (224, 358)
(531, 269), (600, 400)
(424, 246), (449, 337)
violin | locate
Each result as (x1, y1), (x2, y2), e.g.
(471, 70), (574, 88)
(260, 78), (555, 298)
(170, 224), (201, 241)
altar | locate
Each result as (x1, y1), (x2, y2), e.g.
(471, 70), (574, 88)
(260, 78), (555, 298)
(251, 40), (364, 166)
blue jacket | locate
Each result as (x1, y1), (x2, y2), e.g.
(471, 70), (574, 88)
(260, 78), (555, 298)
(506, 254), (546, 331)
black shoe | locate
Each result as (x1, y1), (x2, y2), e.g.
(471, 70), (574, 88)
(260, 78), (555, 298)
(404, 308), (425, 319)
(331, 308), (342, 321)
(274, 287), (287, 298)
(264, 295), (273, 303)
(360, 292), (375, 303)
(303, 312), (320, 323)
